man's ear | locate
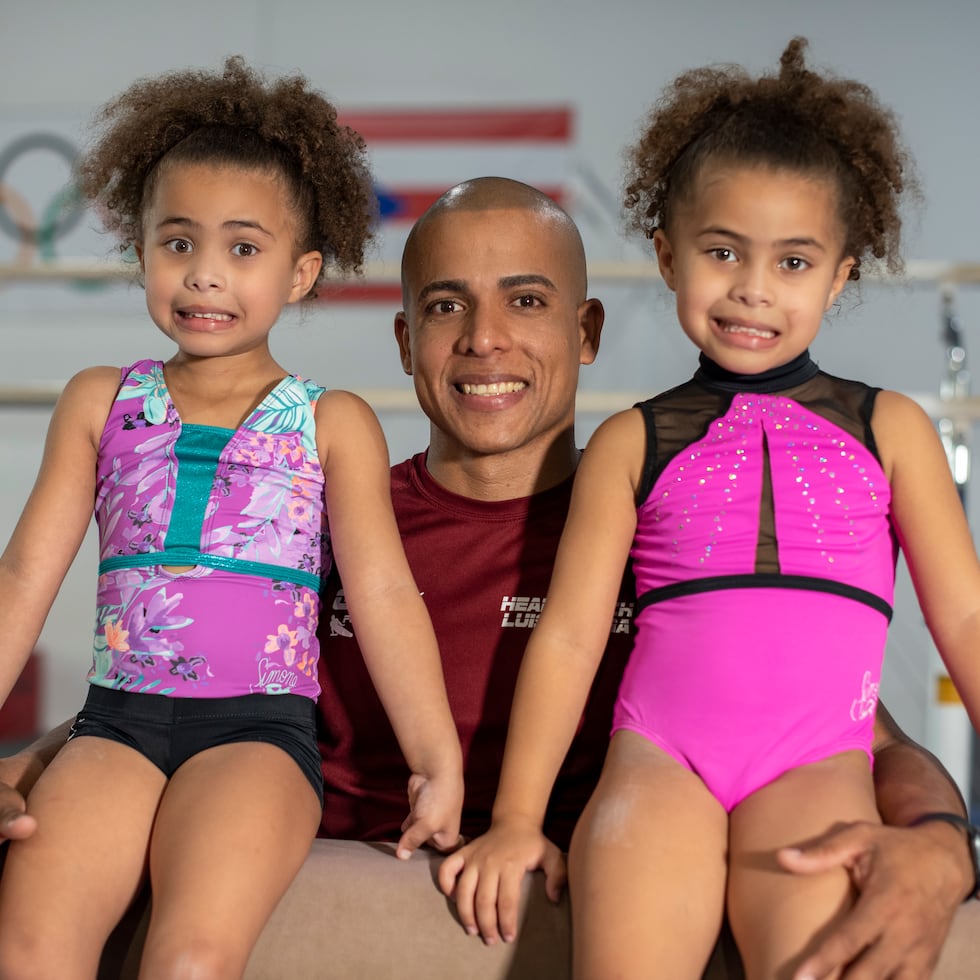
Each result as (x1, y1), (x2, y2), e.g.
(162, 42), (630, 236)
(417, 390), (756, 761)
(394, 312), (413, 375)
(652, 229), (677, 291)
(578, 298), (604, 366)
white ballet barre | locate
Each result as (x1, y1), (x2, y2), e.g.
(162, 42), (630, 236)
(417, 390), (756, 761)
(586, 260), (980, 287)
(2, 259), (980, 286)
(0, 381), (976, 423)
(0, 383), (422, 411)
(0, 261), (401, 283)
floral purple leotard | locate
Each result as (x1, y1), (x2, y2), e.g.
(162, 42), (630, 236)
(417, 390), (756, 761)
(612, 352), (896, 811)
(89, 359), (328, 699)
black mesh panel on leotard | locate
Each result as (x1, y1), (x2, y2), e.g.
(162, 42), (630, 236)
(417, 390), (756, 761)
(633, 362), (882, 574)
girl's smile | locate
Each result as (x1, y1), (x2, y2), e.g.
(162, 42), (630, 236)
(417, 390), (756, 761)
(176, 308), (237, 330)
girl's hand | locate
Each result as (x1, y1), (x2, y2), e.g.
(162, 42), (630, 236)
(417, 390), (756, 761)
(395, 768), (464, 859)
(436, 817), (567, 944)
(0, 719), (74, 841)
(0, 743), (56, 841)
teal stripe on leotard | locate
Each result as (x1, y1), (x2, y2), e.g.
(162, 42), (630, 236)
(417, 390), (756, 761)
(97, 552), (320, 591)
(97, 423), (321, 592)
(167, 424), (232, 554)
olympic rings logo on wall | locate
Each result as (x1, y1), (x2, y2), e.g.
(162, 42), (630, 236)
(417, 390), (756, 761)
(0, 130), (110, 292)
(0, 132), (84, 247)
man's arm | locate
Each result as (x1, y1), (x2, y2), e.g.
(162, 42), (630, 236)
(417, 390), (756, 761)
(0, 719), (73, 841)
(782, 702), (975, 979)
(873, 702), (969, 826)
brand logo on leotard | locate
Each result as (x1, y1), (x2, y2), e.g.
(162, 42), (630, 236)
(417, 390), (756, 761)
(256, 659), (300, 694)
(850, 670), (880, 721)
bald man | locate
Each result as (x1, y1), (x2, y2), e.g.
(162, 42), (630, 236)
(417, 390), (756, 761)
(316, 177), (627, 851)
(4, 179), (978, 979)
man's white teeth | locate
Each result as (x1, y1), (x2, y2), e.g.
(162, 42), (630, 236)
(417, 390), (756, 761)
(185, 312), (233, 321)
(722, 323), (775, 339)
(459, 381), (527, 395)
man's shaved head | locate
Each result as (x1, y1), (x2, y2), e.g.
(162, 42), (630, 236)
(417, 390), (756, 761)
(392, 175), (603, 496)
(402, 177), (588, 306)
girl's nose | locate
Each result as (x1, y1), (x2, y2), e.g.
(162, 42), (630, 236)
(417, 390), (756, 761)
(184, 251), (226, 291)
(729, 263), (773, 306)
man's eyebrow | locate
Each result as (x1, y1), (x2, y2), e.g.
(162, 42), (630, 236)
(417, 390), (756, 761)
(417, 279), (467, 303)
(415, 273), (558, 304)
(499, 274), (557, 291)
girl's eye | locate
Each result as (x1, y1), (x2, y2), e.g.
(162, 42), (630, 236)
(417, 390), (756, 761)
(232, 243), (258, 258)
(780, 256), (810, 271)
(165, 238), (192, 254)
(709, 248), (736, 263)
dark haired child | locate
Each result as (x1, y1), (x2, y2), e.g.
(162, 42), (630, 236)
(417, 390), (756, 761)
(442, 38), (980, 978)
(0, 57), (462, 979)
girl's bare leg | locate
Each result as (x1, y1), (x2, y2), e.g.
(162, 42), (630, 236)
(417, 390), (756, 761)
(568, 730), (728, 980)
(0, 737), (166, 980)
(727, 750), (879, 980)
(138, 741), (320, 980)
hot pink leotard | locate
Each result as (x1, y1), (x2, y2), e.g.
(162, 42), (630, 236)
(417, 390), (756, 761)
(89, 359), (328, 699)
(611, 352), (896, 811)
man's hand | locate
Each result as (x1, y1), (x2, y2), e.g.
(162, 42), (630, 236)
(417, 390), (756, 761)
(780, 818), (973, 979)
(437, 818), (567, 945)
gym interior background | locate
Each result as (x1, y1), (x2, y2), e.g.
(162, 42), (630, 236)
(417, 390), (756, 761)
(2, 0), (979, 817)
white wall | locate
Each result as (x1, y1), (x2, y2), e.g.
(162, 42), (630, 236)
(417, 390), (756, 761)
(2, 0), (980, 801)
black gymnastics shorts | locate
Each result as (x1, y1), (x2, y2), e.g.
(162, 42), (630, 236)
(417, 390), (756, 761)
(68, 685), (323, 806)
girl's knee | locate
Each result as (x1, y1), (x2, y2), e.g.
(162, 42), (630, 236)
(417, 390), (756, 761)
(140, 936), (248, 980)
(568, 784), (646, 872)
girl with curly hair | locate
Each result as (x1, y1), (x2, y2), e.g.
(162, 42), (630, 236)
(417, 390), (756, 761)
(443, 38), (980, 977)
(0, 57), (462, 978)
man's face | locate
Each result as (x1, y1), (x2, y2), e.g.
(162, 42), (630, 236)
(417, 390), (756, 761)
(395, 208), (602, 466)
